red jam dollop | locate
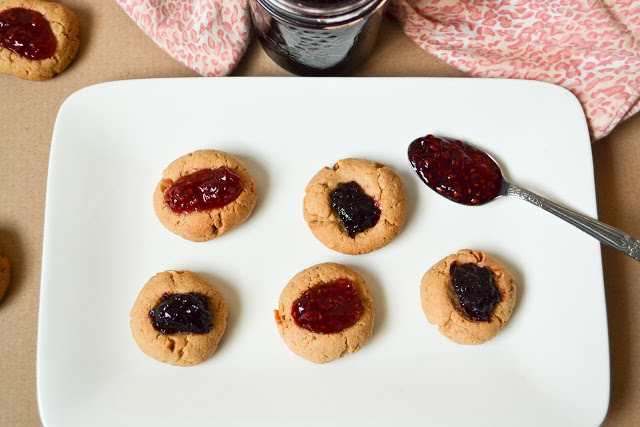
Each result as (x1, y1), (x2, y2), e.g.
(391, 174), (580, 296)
(408, 135), (503, 205)
(165, 167), (243, 213)
(292, 278), (364, 334)
(450, 262), (500, 322)
(149, 292), (213, 335)
(0, 8), (56, 60)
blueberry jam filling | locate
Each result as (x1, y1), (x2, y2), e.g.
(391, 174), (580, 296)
(149, 292), (213, 335)
(330, 181), (380, 237)
(450, 262), (500, 322)
(292, 278), (364, 334)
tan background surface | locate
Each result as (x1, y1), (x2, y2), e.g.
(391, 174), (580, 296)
(0, 1), (638, 425)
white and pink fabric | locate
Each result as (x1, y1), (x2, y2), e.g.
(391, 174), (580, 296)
(117, 0), (640, 140)
(388, 0), (640, 139)
(116, 0), (252, 76)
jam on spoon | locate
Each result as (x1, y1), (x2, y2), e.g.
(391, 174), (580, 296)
(408, 134), (502, 205)
(407, 134), (640, 262)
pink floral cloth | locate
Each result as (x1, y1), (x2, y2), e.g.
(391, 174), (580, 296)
(388, 0), (640, 139)
(116, 0), (251, 76)
(117, 0), (640, 139)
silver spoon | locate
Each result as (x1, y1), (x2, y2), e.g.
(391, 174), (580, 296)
(408, 134), (640, 262)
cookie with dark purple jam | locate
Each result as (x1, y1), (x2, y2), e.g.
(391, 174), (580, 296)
(130, 270), (228, 366)
(420, 249), (516, 345)
(303, 158), (406, 255)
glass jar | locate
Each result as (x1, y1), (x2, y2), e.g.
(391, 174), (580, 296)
(249, 0), (388, 76)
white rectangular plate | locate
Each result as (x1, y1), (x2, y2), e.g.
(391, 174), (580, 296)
(38, 78), (609, 426)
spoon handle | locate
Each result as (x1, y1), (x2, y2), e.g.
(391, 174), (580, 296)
(506, 183), (640, 262)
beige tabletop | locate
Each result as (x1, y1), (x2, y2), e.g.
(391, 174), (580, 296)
(0, 1), (638, 425)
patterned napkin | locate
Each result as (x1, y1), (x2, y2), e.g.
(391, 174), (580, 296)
(388, 0), (640, 139)
(117, 0), (640, 139)
(116, 0), (251, 77)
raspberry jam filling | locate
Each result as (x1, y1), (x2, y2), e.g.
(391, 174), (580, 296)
(450, 262), (500, 322)
(0, 8), (56, 60)
(330, 181), (380, 237)
(292, 278), (364, 334)
(408, 134), (503, 205)
(164, 167), (243, 213)
(149, 292), (213, 335)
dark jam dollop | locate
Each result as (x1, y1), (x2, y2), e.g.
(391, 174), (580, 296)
(0, 8), (56, 60)
(450, 262), (500, 322)
(408, 135), (503, 205)
(330, 181), (381, 237)
(149, 292), (213, 335)
(164, 167), (243, 213)
(292, 278), (364, 334)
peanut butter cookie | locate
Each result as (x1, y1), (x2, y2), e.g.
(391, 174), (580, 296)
(303, 158), (406, 255)
(0, 0), (79, 80)
(420, 249), (516, 345)
(153, 150), (257, 242)
(130, 270), (228, 366)
(275, 263), (374, 364)
(0, 246), (9, 302)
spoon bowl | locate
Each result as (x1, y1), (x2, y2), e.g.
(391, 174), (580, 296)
(408, 134), (640, 262)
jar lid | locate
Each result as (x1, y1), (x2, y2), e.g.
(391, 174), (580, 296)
(258, 0), (383, 26)
(280, 0), (370, 12)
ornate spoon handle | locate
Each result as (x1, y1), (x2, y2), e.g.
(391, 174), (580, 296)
(505, 182), (640, 262)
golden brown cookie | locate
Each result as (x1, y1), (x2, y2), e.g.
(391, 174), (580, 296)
(0, 246), (10, 302)
(420, 249), (516, 345)
(303, 158), (406, 255)
(153, 150), (257, 242)
(275, 263), (374, 364)
(130, 270), (228, 367)
(0, 0), (79, 80)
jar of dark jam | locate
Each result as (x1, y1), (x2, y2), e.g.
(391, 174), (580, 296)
(249, 0), (388, 76)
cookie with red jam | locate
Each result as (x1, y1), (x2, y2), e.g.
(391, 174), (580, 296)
(275, 263), (374, 364)
(130, 270), (228, 366)
(153, 150), (257, 242)
(0, 245), (10, 302)
(420, 249), (516, 345)
(0, 0), (79, 80)
(303, 158), (406, 255)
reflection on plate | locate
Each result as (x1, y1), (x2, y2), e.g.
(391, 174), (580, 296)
(38, 78), (608, 427)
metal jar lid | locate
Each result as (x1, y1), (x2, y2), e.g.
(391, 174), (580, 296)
(256, 0), (386, 27)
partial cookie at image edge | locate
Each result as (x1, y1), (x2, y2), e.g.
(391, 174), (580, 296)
(0, 252), (10, 302)
(0, 0), (80, 80)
